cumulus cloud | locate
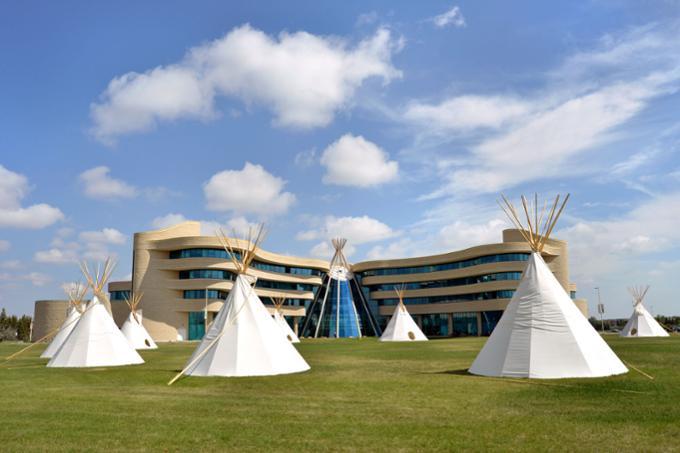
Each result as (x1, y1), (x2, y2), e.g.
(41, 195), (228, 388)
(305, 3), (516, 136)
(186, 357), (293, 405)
(34, 248), (79, 264)
(204, 162), (295, 216)
(438, 219), (508, 250)
(79, 228), (126, 245)
(34, 228), (127, 264)
(79, 166), (137, 200)
(298, 215), (397, 248)
(431, 5), (466, 28)
(90, 25), (402, 143)
(152, 213), (190, 229)
(1, 271), (52, 287)
(0, 165), (64, 229)
(555, 192), (680, 280)
(320, 134), (398, 187)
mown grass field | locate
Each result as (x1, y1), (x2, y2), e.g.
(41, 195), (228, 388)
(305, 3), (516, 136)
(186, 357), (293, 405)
(1, 336), (679, 452)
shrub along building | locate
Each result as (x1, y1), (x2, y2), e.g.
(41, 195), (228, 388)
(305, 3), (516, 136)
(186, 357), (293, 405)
(33, 222), (587, 341)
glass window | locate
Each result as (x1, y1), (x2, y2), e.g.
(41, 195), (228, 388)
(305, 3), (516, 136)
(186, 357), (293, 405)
(452, 312), (478, 337)
(360, 253), (530, 277)
(378, 290), (515, 306)
(109, 290), (131, 301)
(481, 310), (503, 335)
(188, 312), (206, 340)
(570, 291), (576, 299)
(420, 314), (449, 337)
(179, 269), (235, 280)
(183, 289), (228, 299)
(367, 272), (522, 292)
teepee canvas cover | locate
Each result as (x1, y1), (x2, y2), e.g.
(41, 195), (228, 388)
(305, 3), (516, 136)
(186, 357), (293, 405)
(41, 283), (87, 359)
(47, 260), (144, 368)
(620, 286), (668, 337)
(380, 286), (427, 342)
(300, 238), (381, 338)
(180, 227), (309, 378)
(272, 297), (300, 343)
(469, 194), (628, 379)
(121, 293), (158, 349)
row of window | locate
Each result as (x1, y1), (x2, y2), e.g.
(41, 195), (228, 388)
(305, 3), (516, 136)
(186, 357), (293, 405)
(109, 290), (131, 301)
(367, 272), (523, 292)
(169, 248), (324, 276)
(360, 253), (530, 277)
(178, 268), (318, 293)
(179, 269), (235, 280)
(377, 290), (516, 306)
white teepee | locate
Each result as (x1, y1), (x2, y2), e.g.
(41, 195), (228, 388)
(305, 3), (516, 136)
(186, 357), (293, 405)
(176, 227), (309, 379)
(620, 286), (669, 337)
(47, 259), (144, 368)
(272, 297), (300, 343)
(121, 292), (158, 349)
(41, 283), (87, 359)
(469, 194), (628, 379)
(380, 286), (428, 342)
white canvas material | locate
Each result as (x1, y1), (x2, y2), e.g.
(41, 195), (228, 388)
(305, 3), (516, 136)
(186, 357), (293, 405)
(469, 253), (628, 379)
(620, 304), (669, 337)
(184, 274), (310, 377)
(380, 303), (428, 342)
(273, 310), (300, 343)
(47, 295), (144, 368)
(40, 306), (81, 359)
(121, 311), (158, 349)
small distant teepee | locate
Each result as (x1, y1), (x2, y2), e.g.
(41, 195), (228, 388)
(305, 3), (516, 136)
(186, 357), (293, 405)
(173, 226), (309, 381)
(41, 282), (87, 359)
(620, 286), (669, 337)
(121, 292), (158, 349)
(47, 259), (144, 368)
(272, 297), (300, 343)
(380, 285), (427, 342)
(469, 194), (628, 379)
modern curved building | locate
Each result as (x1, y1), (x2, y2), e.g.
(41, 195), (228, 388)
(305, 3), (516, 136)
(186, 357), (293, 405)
(33, 222), (587, 341)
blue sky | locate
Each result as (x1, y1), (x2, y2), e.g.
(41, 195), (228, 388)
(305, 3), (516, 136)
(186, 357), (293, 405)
(1, 1), (679, 318)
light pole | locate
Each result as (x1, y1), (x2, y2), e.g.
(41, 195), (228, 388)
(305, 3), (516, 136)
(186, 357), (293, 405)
(595, 287), (604, 333)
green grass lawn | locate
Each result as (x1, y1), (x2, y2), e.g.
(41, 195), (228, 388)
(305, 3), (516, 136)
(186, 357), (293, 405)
(1, 336), (680, 452)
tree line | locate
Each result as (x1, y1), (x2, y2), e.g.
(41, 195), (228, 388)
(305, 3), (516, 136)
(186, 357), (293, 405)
(0, 308), (32, 342)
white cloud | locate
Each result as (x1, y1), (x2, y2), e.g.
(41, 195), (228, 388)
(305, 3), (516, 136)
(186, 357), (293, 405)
(0, 240), (9, 252)
(34, 248), (79, 264)
(152, 213), (189, 229)
(35, 228), (127, 265)
(91, 25), (402, 143)
(294, 149), (317, 168)
(320, 134), (398, 187)
(438, 219), (508, 250)
(0, 260), (22, 270)
(432, 6), (466, 28)
(79, 228), (127, 245)
(1, 271), (53, 287)
(403, 96), (530, 135)
(559, 192), (680, 280)
(79, 166), (137, 200)
(298, 215), (396, 245)
(309, 240), (357, 260)
(204, 162), (296, 216)
(0, 165), (64, 229)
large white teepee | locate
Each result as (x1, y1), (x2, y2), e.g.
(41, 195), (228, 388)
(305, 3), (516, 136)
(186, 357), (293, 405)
(380, 286), (428, 342)
(47, 259), (144, 368)
(469, 194), (628, 379)
(121, 292), (158, 349)
(41, 283), (87, 359)
(620, 286), (668, 337)
(177, 227), (309, 379)
(272, 297), (300, 343)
